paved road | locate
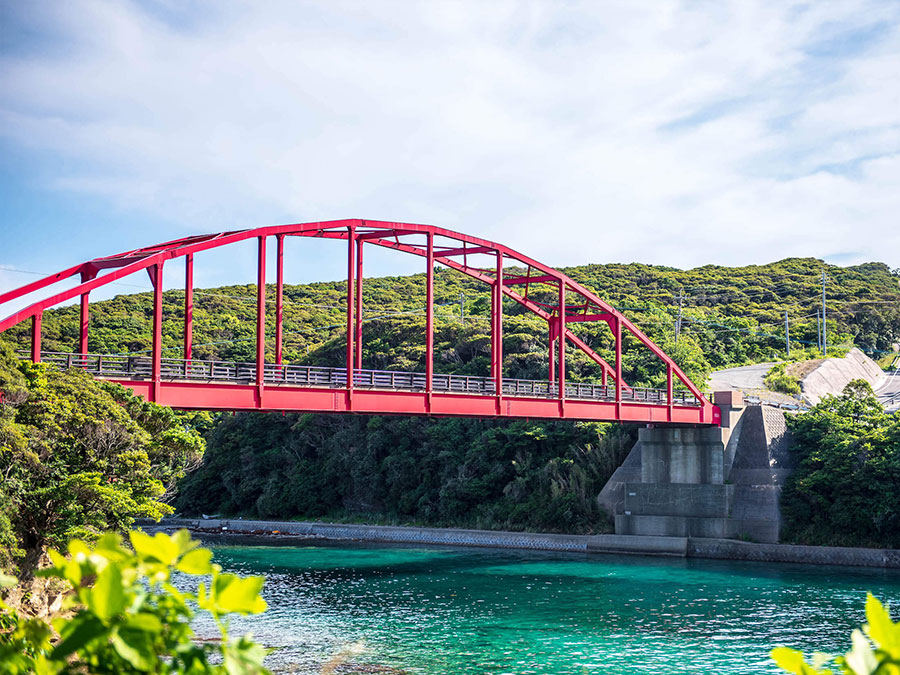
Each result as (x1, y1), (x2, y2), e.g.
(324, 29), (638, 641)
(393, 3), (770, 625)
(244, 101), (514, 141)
(875, 365), (900, 412)
(707, 363), (776, 391)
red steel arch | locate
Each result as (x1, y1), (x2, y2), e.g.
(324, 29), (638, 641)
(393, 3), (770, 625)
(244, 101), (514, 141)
(0, 219), (720, 425)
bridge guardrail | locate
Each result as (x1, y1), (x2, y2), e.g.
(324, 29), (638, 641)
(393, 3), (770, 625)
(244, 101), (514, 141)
(742, 395), (810, 412)
(27, 351), (702, 407)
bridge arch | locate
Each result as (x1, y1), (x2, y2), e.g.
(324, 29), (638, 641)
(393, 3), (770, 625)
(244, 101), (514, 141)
(0, 219), (719, 425)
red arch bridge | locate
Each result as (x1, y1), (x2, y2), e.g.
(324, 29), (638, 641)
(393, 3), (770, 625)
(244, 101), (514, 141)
(0, 220), (720, 426)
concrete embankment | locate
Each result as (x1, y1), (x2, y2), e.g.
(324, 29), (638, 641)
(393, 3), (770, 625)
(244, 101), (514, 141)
(801, 347), (886, 405)
(143, 518), (900, 569)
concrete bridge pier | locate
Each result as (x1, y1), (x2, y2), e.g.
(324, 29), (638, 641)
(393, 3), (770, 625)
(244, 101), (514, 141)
(601, 392), (792, 544)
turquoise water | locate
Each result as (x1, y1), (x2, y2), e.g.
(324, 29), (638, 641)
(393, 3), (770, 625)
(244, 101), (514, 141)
(201, 540), (900, 674)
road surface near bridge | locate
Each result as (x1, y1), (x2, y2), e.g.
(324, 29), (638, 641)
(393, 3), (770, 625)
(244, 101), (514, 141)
(875, 360), (900, 412)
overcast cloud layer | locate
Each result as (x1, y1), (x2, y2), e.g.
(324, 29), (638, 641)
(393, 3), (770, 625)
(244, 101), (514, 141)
(1, 0), (899, 294)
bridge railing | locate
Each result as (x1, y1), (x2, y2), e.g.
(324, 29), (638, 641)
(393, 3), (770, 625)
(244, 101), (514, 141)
(29, 351), (702, 406)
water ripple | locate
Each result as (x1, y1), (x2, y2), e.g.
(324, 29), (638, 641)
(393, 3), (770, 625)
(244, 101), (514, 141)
(192, 541), (900, 674)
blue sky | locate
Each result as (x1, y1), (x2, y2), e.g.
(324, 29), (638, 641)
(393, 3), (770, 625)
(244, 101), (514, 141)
(1, 1), (899, 306)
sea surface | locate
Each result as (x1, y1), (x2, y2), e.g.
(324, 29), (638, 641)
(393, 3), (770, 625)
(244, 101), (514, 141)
(194, 539), (900, 674)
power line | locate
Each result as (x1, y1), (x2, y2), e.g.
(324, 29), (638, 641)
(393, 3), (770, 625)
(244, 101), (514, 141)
(681, 316), (895, 354)
(0, 265), (152, 290)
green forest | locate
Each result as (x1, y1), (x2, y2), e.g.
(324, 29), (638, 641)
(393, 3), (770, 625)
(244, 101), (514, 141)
(6, 257), (900, 391)
(2, 256), (899, 540)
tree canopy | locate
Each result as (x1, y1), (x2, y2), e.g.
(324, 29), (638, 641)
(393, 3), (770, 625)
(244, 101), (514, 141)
(0, 342), (206, 577)
(781, 379), (900, 548)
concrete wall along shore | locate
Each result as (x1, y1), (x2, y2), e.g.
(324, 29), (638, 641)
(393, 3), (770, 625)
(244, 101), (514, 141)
(144, 518), (900, 569)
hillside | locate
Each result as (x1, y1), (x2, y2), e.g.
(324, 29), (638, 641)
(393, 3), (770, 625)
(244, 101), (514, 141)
(3, 256), (898, 537)
(5, 257), (899, 390)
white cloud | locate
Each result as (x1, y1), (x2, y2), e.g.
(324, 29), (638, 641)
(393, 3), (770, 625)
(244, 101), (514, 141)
(1, 0), (899, 290)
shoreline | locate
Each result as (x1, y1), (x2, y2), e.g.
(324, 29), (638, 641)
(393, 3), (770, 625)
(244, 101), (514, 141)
(141, 517), (900, 569)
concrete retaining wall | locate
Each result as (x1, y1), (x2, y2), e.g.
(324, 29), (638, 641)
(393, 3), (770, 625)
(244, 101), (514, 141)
(609, 401), (791, 544)
(688, 538), (900, 568)
(802, 347), (886, 405)
(152, 518), (592, 552)
(143, 518), (900, 569)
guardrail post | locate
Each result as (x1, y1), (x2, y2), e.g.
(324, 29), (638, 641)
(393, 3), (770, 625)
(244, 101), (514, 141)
(31, 313), (42, 363)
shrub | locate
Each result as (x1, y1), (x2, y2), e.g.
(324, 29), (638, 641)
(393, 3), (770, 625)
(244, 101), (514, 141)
(0, 529), (269, 674)
(772, 593), (899, 674)
(765, 363), (802, 395)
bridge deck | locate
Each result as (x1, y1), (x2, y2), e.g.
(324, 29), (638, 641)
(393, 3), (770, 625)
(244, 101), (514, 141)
(2, 220), (720, 425)
(33, 351), (718, 425)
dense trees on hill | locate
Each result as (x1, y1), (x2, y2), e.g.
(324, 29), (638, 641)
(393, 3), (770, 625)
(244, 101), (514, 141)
(2, 256), (898, 542)
(781, 380), (900, 548)
(175, 413), (634, 534)
(6, 257), (899, 391)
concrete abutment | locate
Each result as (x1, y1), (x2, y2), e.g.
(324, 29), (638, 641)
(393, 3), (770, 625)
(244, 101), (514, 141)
(602, 392), (793, 544)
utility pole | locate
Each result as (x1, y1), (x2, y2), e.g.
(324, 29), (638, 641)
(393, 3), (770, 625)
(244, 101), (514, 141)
(785, 310), (790, 357)
(821, 270), (827, 357)
(816, 309), (821, 352)
(674, 289), (684, 345)
(459, 292), (465, 324)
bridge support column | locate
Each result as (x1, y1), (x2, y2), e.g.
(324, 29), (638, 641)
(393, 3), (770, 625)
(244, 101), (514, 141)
(492, 251), (503, 404)
(425, 231), (434, 411)
(79, 269), (94, 355)
(149, 262), (163, 402)
(31, 312), (42, 363)
(275, 235), (284, 365)
(346, 227), (356, 398)
(256, 237), (266, 388)
(548, 331), (555, 384)
(614, 316), (622, 419)
(184, 254), (193, 362)
(355, 238), (363, 370)
(557, 280), (566, 405)
(667, 364), (673, 422)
